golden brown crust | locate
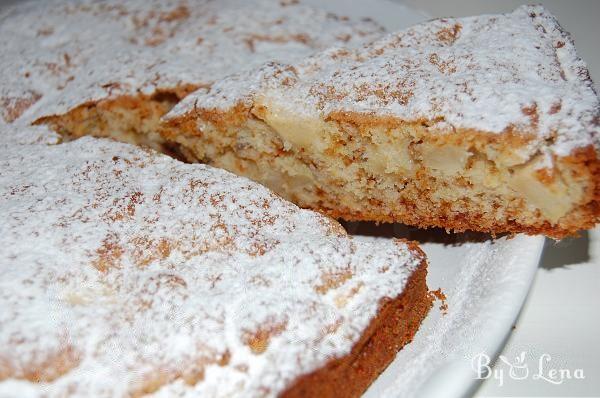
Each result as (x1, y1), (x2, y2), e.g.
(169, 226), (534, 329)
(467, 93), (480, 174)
(162, 102), (252, 133)
(35, 84), (199, 127)
(281, 252), (431, 398)
(317, 204), (591, 240)
(34, 86), (201, 160)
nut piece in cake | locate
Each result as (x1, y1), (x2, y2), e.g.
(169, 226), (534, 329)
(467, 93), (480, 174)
(162, 5), (600, 238)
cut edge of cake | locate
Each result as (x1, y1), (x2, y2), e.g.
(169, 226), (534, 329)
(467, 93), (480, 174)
(160, 5), (600, 239)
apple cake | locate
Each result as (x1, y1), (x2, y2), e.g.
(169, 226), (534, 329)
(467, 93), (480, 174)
(163, 5), (600, 238)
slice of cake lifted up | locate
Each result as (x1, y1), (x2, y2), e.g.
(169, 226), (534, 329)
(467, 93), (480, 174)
(0, 0), (382, 152)
(163, 5), (600, 238)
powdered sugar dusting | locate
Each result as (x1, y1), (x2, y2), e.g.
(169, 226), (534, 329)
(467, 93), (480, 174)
(0, 126), (422, 396)
(0, 0), (383, 124)
(174, 5), (599, 156)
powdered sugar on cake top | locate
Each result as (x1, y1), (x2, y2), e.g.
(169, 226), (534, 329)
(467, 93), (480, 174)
(0, 3), (421, 395)
(0, 124), (422, 397)
(171, 5), (599, 157)
(0, 0), (383, 125)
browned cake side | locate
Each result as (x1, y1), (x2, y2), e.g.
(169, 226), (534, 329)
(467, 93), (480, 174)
(283, 247), (431, 398)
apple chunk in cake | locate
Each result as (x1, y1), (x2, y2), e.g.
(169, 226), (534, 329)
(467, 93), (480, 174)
(163, 5), (599, 238)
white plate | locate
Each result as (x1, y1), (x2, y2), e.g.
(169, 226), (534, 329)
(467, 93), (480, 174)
(351, 225), (544, 398)
(301, 1), (545, 396)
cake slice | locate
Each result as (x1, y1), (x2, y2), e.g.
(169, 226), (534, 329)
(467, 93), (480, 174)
(0, 0), (382, 154)
(0, 124), (430, 397)
(162, 5), (600, 238)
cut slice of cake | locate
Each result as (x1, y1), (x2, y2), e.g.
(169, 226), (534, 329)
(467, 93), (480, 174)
(0, 124), (431, 397)
(162, 5), (600, 238)
(0, 0), (383, 154)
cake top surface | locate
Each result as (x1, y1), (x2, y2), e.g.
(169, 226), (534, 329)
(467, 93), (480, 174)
(0, 124), (422, 397)
(0, 0), (383, 125)
(171, 5), (599, 156)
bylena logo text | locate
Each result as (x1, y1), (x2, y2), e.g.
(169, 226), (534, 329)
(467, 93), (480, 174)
(472, 351), (585, 387)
